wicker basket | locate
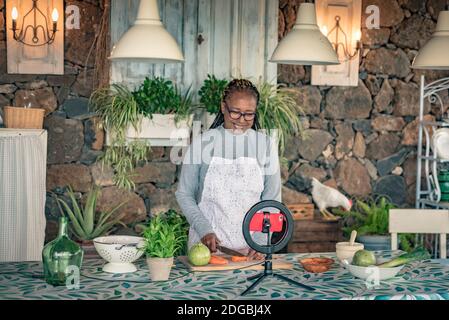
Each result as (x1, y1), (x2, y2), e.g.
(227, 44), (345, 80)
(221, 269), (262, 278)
(3, 106), (45, 129)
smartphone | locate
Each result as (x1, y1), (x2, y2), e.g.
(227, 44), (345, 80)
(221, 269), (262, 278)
(249, 212), (285, 232)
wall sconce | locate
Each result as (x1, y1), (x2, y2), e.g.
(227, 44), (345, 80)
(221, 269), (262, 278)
(321, 15), (362, 63)
(311, 0), (362, 87)
(10, 0), (59, 46)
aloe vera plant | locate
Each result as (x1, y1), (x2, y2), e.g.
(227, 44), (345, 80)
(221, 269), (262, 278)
(54, 186), (126, 241)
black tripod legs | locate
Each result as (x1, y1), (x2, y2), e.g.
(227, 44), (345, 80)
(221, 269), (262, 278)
(242, 273), (315, 296)
(247, 272), (265, 281)
(241, 274), (267, 296)
(274, 274), (315, 291)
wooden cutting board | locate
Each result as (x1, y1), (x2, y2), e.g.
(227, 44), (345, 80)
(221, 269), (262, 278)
(178, 255), (293, 272)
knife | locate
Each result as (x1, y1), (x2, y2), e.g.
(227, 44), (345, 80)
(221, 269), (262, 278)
(216, 245), (246, 257)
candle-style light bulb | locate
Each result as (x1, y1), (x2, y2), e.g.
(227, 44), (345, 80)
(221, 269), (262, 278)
(52, 8), (59, 22)
(11, 7), (18, 20)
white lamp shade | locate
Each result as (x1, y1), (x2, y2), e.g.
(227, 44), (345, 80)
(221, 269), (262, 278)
(109, 0), (184, 63)
(412, 11), (449, 70)
(270, 3), (339, 65)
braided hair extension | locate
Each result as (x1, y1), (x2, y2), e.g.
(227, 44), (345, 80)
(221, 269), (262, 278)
(209, 79), (261, 130)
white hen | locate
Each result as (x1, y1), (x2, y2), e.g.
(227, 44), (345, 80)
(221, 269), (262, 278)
(311, 178), (352, 220)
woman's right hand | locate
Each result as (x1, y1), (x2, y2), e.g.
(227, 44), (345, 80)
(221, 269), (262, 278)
(201, 233), (220, 253)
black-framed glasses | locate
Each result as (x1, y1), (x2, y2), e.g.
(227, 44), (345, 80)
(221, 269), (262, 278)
(225, 104), (256, 121)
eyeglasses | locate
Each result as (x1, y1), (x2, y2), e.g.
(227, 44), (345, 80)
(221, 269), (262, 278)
(225, 104), (256, 121)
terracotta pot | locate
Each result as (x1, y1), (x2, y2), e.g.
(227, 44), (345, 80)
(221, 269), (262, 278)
(146, 257), (174, 281)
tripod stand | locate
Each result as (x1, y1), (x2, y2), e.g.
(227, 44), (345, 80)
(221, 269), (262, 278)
(241, 212), (315, 296)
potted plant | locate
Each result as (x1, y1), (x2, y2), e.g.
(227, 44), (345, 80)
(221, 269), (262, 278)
(141, 211), (188, 281)
(54, 186), (126, 258)
(198, 74), (228, 130)
(163, 209), (190, 257)
(334, 196), (415, 251)
(256, 81), (305, 161)
(130, 77), (194, 146)
(90, 84), (151, 190)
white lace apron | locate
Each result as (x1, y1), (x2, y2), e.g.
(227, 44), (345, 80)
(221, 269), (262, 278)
(188, 137), (264, 250)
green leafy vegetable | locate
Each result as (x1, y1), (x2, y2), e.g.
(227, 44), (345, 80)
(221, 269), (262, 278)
(377, 247), (431, 268)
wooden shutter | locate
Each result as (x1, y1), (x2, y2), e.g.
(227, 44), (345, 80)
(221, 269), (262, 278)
(110, 0), (278, 91)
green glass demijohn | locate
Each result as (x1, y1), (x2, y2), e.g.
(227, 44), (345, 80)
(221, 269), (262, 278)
(42, 217), (83, 286)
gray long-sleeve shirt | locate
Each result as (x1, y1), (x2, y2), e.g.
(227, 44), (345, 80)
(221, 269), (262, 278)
(175, 125), (281, 240)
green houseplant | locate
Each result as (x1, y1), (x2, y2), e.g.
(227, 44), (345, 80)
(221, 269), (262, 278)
(141, 211), (188, 281)
(256, 81), (305, 159)
(54, 186), (126, 256)
(90, 84), (151, 190)
(133, 77), (194, 123)
(334, 196), (415, 252)
(198, 74), (228, 129)
(90, 78), (194, 190)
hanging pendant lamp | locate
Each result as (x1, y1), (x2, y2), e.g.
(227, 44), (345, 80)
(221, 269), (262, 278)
(412, 10), (449, 70)
(270, 3), (339, 65)
(109, 0), (184, 63)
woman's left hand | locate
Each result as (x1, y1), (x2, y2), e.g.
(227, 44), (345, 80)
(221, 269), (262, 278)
(247, 249), (264, 261)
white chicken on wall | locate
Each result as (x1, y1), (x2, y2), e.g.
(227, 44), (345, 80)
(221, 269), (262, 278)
(311, 178), (352, 220)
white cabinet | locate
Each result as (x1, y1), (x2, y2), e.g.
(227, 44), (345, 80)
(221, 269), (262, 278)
(0, 129), (47, 262)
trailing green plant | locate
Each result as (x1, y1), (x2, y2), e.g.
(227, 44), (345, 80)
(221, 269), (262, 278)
(141, 211), (188, 258)
(54, 186), (126, 241)
(256, 81), (305, 159)
(89, 84), (151, 190)
(334, 196), (415, 252)
(198, 74), (228, 114)
(133, 77), (193, 122)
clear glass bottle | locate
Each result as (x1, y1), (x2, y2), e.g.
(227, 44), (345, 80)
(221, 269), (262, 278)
(42, 217), (83, 286)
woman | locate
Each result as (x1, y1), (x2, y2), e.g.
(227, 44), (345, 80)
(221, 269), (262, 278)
(175, 79), (281, 260)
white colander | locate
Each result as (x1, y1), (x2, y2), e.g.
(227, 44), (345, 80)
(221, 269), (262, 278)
(93, 236), (145, 274)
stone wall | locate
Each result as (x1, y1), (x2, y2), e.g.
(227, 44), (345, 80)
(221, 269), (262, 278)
(278, 0), (449, 209)
(1, 0), (448, 241)
(0, 0), (181, 240)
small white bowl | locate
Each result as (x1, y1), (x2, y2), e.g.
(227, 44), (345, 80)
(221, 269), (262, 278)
(342, 259), (404, 281)
(335, 242), (364, 262)
(93, 235), (145, 274)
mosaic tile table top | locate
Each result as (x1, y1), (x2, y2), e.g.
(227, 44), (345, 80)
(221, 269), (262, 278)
(1, 252), (449, 300)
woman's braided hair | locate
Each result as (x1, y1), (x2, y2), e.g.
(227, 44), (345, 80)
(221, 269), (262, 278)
(209, 79), (260, 130)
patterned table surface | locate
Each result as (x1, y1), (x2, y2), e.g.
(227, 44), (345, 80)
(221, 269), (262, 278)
(1, 251), (449, 300)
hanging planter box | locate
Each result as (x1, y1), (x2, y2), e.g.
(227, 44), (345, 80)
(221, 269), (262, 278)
(106, 114), (194, 147)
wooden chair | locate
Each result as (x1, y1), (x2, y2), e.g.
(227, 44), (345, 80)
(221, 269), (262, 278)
(389, 209), (449, 259)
